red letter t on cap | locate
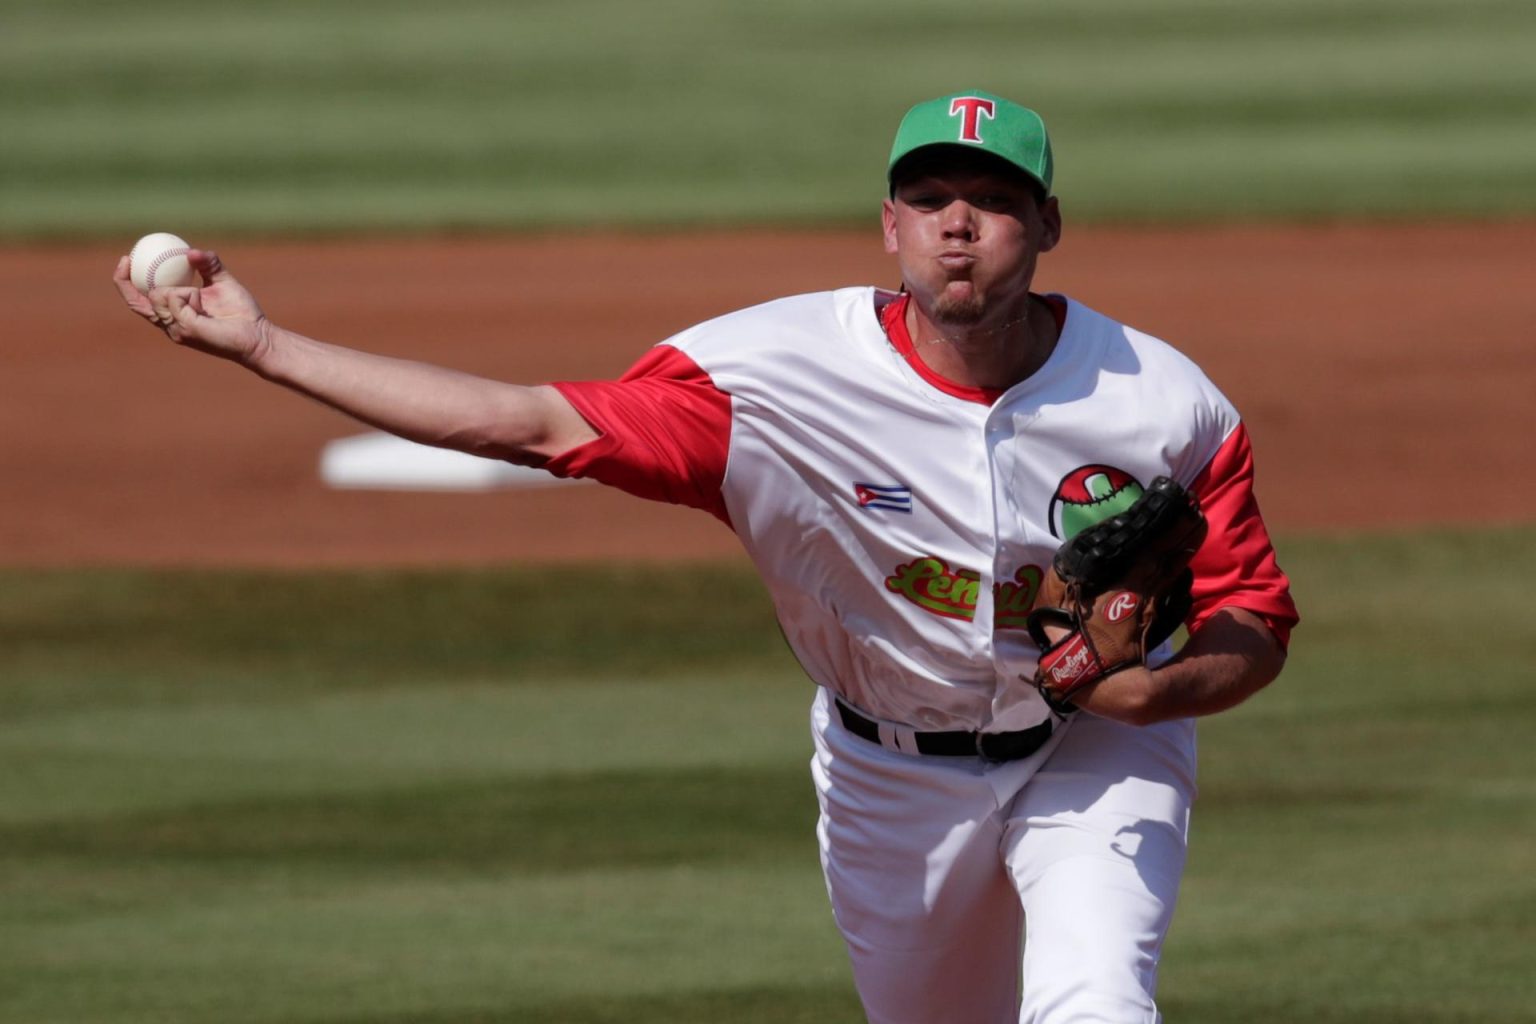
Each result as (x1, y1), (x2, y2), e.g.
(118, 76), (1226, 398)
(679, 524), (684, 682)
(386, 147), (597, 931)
(949, 97), (997, 143)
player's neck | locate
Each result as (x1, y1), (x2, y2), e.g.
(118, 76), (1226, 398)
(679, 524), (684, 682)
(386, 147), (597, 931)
(907, 293), (1058, 391)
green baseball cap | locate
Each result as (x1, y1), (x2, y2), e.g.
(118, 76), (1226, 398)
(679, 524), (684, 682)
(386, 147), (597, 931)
(887, 90), (1053, 196)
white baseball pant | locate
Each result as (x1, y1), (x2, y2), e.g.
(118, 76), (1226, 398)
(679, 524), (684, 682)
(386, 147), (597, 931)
(810, 686), (1196, 1023)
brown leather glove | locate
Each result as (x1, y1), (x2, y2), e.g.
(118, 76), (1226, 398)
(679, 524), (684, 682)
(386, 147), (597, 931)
(1026, 477), (1208, 714)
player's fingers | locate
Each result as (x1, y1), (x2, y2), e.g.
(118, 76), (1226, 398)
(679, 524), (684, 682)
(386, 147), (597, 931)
(148, 286), (194, 330)
(157, 290), (206, 343)
(159, 287), (201, 316)
(186, 250), (265, 321)
(173, 290), (210, 336)
(187, 249), (231, 286)
(170, 297), (197, 337)
(114, 256), (158, 316)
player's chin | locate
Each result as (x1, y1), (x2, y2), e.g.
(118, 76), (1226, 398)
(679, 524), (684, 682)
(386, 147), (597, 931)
(931, 286), (987, 326)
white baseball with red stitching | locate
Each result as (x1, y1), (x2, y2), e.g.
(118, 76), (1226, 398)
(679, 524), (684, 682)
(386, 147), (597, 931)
(128, 232), (197, 294)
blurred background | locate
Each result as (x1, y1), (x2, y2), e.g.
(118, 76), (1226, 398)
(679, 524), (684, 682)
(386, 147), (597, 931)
(6, 0), (1536, 234)
(2, 1), (1534, 1021)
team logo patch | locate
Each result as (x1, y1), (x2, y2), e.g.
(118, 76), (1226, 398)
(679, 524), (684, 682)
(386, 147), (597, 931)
(854, 482), (913, 514)
(1048, 464), (1145, 539)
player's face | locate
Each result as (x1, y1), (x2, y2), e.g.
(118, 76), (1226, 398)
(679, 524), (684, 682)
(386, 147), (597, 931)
(882, 155), (1061, 328)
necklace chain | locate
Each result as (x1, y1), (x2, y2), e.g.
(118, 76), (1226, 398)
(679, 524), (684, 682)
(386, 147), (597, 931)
(917, 298), (1037, 349)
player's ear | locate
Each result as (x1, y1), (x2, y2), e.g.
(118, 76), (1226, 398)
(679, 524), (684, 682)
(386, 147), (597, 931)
(882, 198), (899, 255)
(1037, 196), (1062, 254)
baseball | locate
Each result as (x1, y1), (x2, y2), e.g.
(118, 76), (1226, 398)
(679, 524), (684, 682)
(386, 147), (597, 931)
(128, 232), (198, 294)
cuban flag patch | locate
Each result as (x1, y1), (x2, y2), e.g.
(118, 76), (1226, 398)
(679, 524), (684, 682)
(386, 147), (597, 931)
(854, 482), (914, 514)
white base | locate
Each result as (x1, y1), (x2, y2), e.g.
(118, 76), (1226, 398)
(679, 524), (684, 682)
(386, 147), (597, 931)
(318, 432), (586, 492)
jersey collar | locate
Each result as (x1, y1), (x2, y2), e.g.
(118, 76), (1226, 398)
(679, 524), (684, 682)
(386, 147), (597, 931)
(877, 291), (1068, 406)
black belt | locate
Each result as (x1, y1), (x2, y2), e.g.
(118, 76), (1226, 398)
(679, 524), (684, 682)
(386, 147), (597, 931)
(835, 698), (1053, 763)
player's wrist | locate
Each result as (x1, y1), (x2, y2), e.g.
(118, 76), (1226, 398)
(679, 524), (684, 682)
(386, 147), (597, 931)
(242, 317), (280, 374)
(1074, 665), (1162, 726)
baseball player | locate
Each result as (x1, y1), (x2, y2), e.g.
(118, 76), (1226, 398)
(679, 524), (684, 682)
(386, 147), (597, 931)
(114, 90), (1297, 1023)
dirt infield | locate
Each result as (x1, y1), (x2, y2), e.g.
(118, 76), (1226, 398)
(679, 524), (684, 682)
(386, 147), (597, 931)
(4, 222), (1531, 567)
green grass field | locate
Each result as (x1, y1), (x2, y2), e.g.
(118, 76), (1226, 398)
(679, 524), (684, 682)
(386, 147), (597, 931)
(4, 0), (1535, 237)
(5, 3), (1533, 1016)
(3, 528), (1534, 1023)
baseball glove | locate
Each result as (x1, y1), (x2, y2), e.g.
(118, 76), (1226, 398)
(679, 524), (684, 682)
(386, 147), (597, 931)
(1026, 476), (1208, 714)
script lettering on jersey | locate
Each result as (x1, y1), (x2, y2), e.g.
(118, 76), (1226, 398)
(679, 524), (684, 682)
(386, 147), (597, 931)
(886, 558), (1044, 627)
(885, 558), (982, 620)
(994, 565), (1044, 628)
(949, 96), (996, 143)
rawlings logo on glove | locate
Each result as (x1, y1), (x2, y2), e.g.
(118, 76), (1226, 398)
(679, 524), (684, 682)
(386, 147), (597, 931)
(1104, 593), (1139, 622)
(1025, 476), (1208, 714)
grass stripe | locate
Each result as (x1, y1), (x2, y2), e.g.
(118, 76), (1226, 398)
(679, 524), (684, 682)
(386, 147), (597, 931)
(2, 763), (814, 873)
(2, 525), (1534, 1021)
(3, 0), (1535, 234)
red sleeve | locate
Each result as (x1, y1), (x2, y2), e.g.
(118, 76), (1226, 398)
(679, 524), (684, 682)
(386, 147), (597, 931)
(1186, 423), (1299, 648)
(543, 345), (733, 525)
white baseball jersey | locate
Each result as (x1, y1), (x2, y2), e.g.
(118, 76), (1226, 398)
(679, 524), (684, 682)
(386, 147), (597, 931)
(548, 287), (1297, 1022)
(547, 287), (1296, 733)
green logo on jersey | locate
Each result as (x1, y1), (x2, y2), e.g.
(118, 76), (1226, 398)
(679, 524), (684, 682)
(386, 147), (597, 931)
(1048, 464), (1144, 538)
